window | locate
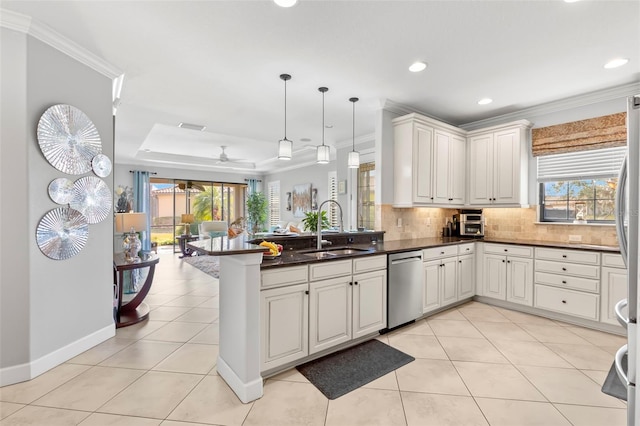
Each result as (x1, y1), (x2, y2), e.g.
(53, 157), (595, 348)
(267, 180), (280, 228)
(357, 162), (375, 230)
(538, 147), (625, 222)
(327, 171), (338, 228)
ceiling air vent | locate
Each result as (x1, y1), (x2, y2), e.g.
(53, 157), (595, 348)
(178, 122), (206, 131)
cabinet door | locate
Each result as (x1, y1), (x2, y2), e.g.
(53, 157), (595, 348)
(261, 284), (309, 371)
(423, 259), (441, 314)
(413, 124), (435, 203)
(309, 277), (352, 354)
(601, 266), (628, 326)
(483, 254), (506, 300)
(458, 254), (475, 300)
(506, 256), (533, 306)
(449, 135), (466, 204)
(433, 131), (451, 204)
(352, 270), (387, 339)
(468, 134), (493, 204)
(493, 129), (520, 204)
(441, 257), (458, 305)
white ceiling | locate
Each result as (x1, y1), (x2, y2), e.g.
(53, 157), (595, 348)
(3, 0), (639, 174)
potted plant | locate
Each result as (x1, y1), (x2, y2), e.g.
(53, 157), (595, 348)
(301, 210), (331, 233)
(246, 191), (268, 234)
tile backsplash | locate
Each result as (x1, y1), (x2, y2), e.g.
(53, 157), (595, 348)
(379, 204), (619, 246)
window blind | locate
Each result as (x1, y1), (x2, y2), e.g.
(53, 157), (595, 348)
(327, 171), (338, 227)
(537, 146), (626, 182)
(267, 181), (280, 227)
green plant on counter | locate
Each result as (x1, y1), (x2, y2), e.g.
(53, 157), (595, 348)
(301, 210), (331, 233)
(246, 191), (268, 234)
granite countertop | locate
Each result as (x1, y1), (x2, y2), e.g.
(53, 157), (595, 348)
(188, 234), (265, 256)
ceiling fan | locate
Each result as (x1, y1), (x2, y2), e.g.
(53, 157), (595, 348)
(214, 145), (255, 169)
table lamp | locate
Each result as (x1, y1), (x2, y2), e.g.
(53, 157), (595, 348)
(181, 214), (195, 236)
(115, 212), (148, 263)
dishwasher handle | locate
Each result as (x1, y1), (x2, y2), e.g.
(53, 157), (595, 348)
(390, 256), (422, 265)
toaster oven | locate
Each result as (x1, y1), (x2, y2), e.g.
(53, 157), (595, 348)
(454, 213), (485, 237)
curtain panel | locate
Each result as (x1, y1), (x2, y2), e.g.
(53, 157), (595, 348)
(531, 112), (626, 157)
(132, 170), (151, 251)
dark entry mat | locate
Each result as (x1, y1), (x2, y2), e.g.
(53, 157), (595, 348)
(602, 354), (627, 401)
(296, 339), (414, 400)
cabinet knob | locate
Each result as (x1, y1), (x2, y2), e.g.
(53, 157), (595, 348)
(562, 280), (567, 284)
(562, 254), (567, 258)
(449, 198), (453, 201)
(354, 281), (358, 286)
(507, 260), (511, 263)
(305, 290), (309, 295)
(504, 249), (508, 252)
(441, 251), (445, 255)
(562, 267), (567, 271)
(562, 300), (567, 304)
(431, 197), (434, 200)
(459, 260), (462, 263)
(502, 260), (505, 263)
(349, 282), (353, 286)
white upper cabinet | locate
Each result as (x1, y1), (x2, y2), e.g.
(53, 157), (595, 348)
(393, 114), (466, 207)
(467, 120), (532, 206)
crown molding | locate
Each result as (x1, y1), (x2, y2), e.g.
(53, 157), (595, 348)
(333, 132), (375, 150)
(1, 8), (122, 79)
(460, 82), (640, 131)
(378, 99), (458, 125)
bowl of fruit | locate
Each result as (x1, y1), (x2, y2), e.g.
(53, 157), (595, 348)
(259, 241), (283, 259)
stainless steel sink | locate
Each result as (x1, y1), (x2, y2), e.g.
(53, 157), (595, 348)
(300, 247), (371, 258)
(303, 251), (338, 259)
(325, 248), (371, 255)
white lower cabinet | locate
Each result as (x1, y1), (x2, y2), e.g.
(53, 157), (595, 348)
(601, 266), (628, 326)
(423, 260), (441, 314)
(260, 283), (309, 371)
(506, 257), (533, 306)
(309, 276), (353, 354)
(481, 244), (533, 306)
(458, 254), (475, 300)
(535, 285), (599, 320)
(352, 269), (387, 339)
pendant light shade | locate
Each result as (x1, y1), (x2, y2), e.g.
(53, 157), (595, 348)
(278, 74), (293, 160)
(348, 97), (360, 169)
(316, 87), (330, 164)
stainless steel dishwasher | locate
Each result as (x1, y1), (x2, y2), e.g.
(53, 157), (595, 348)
(387, 250), (423, 329)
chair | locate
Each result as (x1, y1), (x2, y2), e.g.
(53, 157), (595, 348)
(199, 221), (228, 239)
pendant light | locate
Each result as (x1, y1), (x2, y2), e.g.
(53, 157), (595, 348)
(278, 74), (293, 160)
(316, 87), (330, 164)
(348, 97), (360, 168)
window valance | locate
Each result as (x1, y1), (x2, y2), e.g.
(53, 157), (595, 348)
(531, 112), (626, 157)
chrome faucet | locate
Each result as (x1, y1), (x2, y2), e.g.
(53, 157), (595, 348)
(316, 199), (344, 249)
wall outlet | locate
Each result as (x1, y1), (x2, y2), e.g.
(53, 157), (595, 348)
(397, 218), (403, 227)
(568, 235), (582, 243)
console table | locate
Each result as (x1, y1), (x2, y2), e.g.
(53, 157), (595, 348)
(176, 234), (199, 258)
(113, 253), (159, 328)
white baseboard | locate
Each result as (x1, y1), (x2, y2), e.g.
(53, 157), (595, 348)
(0, 323), (115, 387)
(217, 356), (263, 404)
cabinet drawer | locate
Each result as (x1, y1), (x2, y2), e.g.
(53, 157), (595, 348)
(484, 244), (532, 258)
(457, 243), (475, 255)
(535, 260), (600, 279)
(423, 245), (458, 260)
(353, 255), (387, 274)
(309, 259), (352, 281)
(534, 285), (599, 321)
(534, 271), (599, 293)
(602, 253), (625, 269)
(261, 265), (308, 289)
(535, 247), (599, 265)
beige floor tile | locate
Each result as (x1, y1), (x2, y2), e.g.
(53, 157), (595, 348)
(473, 321), (537, 341)
(242, 380), (327, 426)
(427, 319), (483, 338)
(580, 369), (609, 386)
(163, 295), (212, 308)
(148, 306), (192, 322)
(142, 321), (208, 343)
(325, 387), (405, 426)
(401, 392), (488, 426)
(188, 323), (219, 344)
(99, 340), (181, 370)
(475, 398), (571, 426)
(195, 295), (219, 307)
(566, 326), (627, 347)
(545, 342), (616, 371)
(79, 412), (162, 425)
(144, 294), (180, 308)
(600, 345), (622, 356)
(396, 359), (469, 396)
(517, 365), (626, 408)
(0, 402), (24, 420)
(392, 319), (434, 335)
(152, 343), (218, 374)
(67, 337), (136, 366)
(0, 363), (90, 404)
(267, 368), (310, 383)
(98, 371), (202, 419)
(453, 361), (545, 401)
(0, 405), (90, 425)
(427, 309), (467, 321)
(492, 339), (573, 368)
(493, 308), (559, 326)
(459, 308), (511, 323)
(518, 323), (591, 344)
(167, 375), (252, 425)
(554, 403), (627, 426)
(438, 336), (509, 363)
(375, 334), (390, 345)
(114, 320), (169, 340)
(387, 334), (448, 359)
(33, 366), (144, 411)
(175, 307), (219, 323)
(161, 421), (211, 426)
(361, 371), (399, 391)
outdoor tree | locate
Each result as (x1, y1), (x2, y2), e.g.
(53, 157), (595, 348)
(192, 186), (222, 221)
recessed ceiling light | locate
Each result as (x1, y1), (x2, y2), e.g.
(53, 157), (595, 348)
(477, 98), (493, 105)
(178, 122), (206, 131)
(564, 0), (580, 3)
(604, 58), (629, 69)
(144, 148), (151, 152)
(274, 0), (298, 7)
(409, 61), (427, 72)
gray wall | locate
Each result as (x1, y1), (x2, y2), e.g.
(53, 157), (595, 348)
(1, 28), (115, 378)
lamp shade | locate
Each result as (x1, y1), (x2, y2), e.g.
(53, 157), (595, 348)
(348, 150), (360, 168)
(278, 138), (292, 160)
(181, 214), (195, 224)
(316, 144), (330, 164)
(115, 212), (148, 233)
